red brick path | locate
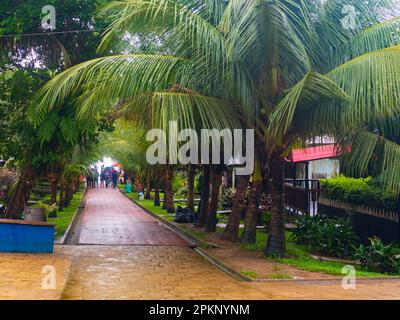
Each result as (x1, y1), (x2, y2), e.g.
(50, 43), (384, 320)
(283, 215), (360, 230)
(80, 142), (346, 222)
(78, 188), (188, 246)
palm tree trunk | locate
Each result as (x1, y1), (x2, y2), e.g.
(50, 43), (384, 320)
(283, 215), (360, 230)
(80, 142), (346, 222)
(48, 172), (59, 205)
(197, 165), (210, 226)
(5, 163), (37, 219)
(64, 183), (73, 207)
(163, 165), (175, 213)
(187, 165), (195, 212)
(154, 171), (161, 206)
(206, 166), (222, 232)
(59, 182), (67, 210)
(265, 152), (286, 257)
(241, 180), (262, 244)
(221, 175), (250, 242)
(145, 174), (151, 199)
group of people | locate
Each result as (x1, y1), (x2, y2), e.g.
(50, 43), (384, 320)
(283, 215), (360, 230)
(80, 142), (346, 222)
(87, 166), (121, 189)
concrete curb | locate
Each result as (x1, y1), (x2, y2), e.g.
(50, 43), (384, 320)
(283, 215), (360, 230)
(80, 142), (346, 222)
(193, 247), (253, 282)
(55, 187), (87, 245)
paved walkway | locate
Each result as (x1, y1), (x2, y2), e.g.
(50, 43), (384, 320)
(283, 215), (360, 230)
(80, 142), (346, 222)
(1, 188), (400, 300)
(79, 188), (187, 246)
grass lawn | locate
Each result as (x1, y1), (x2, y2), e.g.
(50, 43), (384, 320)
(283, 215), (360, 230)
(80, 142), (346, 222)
(240, 229), (391, 278)
(121, 189), (186, 222)
(47, 191), (84, 238)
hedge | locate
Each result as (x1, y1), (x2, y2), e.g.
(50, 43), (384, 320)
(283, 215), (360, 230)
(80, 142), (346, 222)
(320, 176), (399, 212)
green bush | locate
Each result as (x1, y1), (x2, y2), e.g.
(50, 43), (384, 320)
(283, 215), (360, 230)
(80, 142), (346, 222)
(220, 187), (235, 209)
(321, 175), (399, 212)
(291, 215), (358, 258)
(353, 238), (400, 274)
(259, 211), (271, 227)
(31, 202), (59, 219)
(172, 171), (187, 194)
(175, 184), (188, 198)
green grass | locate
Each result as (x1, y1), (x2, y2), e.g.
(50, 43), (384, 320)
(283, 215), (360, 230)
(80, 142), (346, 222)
(241, 270), (258, 278)
(268, 272), (293, 280)
(239, 230), (392, 278)
(240, 230), (269, 252)
(47, 191), (83, 238)
(122, 188), (191, 222)
(277, 243), (391, 278)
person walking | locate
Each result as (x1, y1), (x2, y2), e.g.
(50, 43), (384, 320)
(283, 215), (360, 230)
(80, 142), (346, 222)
(92, 169), (99, 188)
(100, 170), (105, 188)
(111, 169), (118, 188)
(104, 170), (110, 188)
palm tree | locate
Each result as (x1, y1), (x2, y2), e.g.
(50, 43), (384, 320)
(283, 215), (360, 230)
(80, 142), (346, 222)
(186, 164), (196, 211)
(33, 0), (400, 256)
(221, 174), (250, 242)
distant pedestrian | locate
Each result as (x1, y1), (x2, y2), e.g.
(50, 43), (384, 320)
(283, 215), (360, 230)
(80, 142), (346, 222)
(111, 169), (118, 188)
(92, 170), (99, 188)
(105, 170), (110, 188)
(100, 171), (105, 188)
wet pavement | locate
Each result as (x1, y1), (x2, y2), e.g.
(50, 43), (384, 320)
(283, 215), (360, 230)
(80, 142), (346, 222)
(78, 188), (187, 246)
(1, 188), (400, 300)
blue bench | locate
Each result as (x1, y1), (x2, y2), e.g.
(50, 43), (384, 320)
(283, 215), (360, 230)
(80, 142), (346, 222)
(0, 220), (55, 253)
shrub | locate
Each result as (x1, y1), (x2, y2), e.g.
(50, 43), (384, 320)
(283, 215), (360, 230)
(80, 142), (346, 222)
(259, 211), (271, 227)
(321, 175), (399, 212)
(220, 187), (235, 209)
(31, 202), (59, 219)
(291, 215), (358, 258)
(175, 184), (188, 198)
(47, 203), (59, 218)
(353, 237), (400, 274)
(172, 171), (187, 194)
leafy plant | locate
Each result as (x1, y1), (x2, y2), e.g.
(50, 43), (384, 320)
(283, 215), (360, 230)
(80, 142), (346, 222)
(220, 187), (235, 209)
(259, 211), (271, 227)
(47, 203), (59, 218)
(353, 237), (400, 274)
(31, 202), (59, 219)
(321, 176), (399, 212)
(175, 184), (188, 198)
(291, 215), (358, 258)
(172, 172), (187, 194)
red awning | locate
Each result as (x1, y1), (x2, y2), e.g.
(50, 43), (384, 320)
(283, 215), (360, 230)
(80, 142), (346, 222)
(289, 144), (339, 163)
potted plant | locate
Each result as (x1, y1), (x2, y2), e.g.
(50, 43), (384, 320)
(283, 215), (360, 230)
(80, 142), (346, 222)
(24, 202), (48, 222)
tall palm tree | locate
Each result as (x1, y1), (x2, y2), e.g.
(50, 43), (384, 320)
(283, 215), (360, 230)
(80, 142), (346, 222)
(33, 0), (400, 256)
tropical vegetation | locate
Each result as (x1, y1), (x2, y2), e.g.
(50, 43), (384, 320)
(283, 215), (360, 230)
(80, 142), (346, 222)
(2, 0), (400, 260)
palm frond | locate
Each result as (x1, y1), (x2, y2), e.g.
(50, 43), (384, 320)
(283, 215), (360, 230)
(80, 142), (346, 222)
(329, 16), (400, 70)
(60, 117), (79, 144)
(341, 128), (400, 195)
(267, 71), (349, 142)
(118, 91), (240, 132)
(37, 111), (60, 143)
(328, 45), (400, 124)
(30, 53), (185, 125)
(97, 0), (256, 114)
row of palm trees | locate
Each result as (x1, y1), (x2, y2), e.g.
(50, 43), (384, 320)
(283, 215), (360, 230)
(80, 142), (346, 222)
(30, 0), (400, 256)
